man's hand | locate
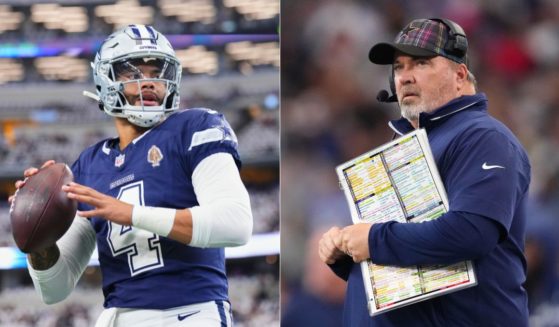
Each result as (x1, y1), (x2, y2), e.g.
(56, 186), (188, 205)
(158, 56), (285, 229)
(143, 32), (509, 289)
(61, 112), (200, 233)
(8, 160), (56, 204)
(62, 182), (133, 225)
(318, 226), (346, 264)
(28, 244), (61, 271)
(7, 160), (61, 270)
(340, 223), (373, 263)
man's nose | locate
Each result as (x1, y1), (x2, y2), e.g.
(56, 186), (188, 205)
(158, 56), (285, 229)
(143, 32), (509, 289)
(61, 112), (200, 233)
(396, 69), (415, 87)
(140, 79), (155, 89)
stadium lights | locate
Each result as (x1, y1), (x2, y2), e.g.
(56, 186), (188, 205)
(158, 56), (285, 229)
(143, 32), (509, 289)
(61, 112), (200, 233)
(225, 41), (279, 67)
(158, 0), (216, 24)
(35, 56), (89, 81)
(95, 0), (154, 28)
(0, 232), (280, 269)
(175, 46), (219, 75)
(0, 59), (23, 84)
(0, 5), (23, 33)
(223, 0), (279, 20)
(30, 4), (88, 33)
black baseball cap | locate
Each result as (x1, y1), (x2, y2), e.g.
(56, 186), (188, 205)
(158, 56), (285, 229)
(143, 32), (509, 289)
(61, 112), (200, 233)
(369, 18), (468, 65)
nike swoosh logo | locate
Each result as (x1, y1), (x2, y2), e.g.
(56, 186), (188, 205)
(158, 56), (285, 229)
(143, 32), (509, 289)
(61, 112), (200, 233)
(177, 310), (201, 321)
(482, 162), (505, 170)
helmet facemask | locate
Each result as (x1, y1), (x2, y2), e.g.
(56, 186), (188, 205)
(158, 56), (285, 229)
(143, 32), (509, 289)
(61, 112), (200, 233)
(91, 25), (182, 128)
(96, 55), (181, 127)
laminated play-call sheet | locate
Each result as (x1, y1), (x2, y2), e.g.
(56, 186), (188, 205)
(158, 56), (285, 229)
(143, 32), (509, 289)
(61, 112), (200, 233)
(336, 129), (477, 316)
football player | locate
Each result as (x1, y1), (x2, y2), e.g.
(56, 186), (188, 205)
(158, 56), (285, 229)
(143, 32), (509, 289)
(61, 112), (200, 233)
(12, 25), (252, 327)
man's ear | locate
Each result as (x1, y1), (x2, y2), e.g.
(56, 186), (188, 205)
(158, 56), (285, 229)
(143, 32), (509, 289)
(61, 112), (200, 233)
(455, 63), (468, 90)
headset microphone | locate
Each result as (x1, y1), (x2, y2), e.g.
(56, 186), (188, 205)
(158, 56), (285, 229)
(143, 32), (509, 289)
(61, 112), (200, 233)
(376, 89), (397, 103)
(377, 70), (398, 103)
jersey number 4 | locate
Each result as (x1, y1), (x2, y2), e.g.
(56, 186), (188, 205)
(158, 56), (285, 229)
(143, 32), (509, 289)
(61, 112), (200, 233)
(106, 181), (165, 276)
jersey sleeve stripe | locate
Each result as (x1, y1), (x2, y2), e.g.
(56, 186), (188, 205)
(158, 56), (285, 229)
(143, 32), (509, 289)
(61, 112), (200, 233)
(188, 128), (225, 150)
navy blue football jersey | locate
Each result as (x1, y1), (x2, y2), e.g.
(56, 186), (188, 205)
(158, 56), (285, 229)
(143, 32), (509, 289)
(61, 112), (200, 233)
(71, 108), (241, 309)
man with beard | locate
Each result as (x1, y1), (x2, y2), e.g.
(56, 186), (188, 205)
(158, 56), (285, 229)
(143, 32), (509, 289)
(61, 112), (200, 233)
(318, 18), (530, 326)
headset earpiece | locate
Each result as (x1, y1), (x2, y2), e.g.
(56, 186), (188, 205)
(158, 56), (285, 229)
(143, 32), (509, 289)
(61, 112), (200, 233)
(429, 18), (468, 58)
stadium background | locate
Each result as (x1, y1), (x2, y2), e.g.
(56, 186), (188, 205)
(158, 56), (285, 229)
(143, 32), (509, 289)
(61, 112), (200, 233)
(0, 0), (279, 326)
(281, 1), (559, 326)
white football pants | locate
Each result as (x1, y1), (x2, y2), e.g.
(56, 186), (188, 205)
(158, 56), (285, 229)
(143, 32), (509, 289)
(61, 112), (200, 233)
(94, 300), (233, 327)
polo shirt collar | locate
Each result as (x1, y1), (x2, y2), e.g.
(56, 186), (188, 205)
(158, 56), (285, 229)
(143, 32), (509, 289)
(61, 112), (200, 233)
(389, 93), (488, 135)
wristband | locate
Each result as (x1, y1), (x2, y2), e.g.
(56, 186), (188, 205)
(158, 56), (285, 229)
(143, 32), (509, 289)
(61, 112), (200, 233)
(189, 206), (210, 248)
(131, 206), (176, 237)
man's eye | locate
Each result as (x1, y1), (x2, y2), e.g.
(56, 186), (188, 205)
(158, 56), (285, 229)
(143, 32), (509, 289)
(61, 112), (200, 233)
(121, 72), (142, 80)
(145, 70), (162, 78)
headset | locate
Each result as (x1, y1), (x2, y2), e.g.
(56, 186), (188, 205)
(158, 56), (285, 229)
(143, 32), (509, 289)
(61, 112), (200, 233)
(377, 18), (468, 103)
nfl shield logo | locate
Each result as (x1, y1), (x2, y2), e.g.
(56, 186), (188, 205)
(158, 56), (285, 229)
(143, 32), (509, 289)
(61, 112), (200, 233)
(115, 154), (125, 167)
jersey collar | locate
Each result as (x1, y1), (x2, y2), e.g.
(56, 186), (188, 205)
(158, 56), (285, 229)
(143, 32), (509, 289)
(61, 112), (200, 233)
(102, 137), (118, 155)
(389, 93), (488, 135)
(101, 126), (156, 156)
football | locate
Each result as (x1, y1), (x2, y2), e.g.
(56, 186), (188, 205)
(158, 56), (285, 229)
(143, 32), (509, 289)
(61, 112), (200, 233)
(10, 163), (77, 253)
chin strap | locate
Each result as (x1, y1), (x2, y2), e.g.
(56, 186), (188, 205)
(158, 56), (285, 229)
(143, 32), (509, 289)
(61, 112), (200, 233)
(82, 90), (100, 102)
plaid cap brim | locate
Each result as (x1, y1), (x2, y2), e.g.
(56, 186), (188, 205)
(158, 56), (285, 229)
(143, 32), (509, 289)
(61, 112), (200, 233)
(369, 43), (437, 65)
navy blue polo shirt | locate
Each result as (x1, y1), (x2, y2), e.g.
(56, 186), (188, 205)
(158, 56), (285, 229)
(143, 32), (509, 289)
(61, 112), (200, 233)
(331, 93), (531, 326)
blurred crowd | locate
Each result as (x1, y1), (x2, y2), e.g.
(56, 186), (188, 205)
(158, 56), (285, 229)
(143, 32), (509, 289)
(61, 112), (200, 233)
(0, 0), (278, 43)
(0, 88), (279, 175)
(0, 272), (279, 327)
(281, 0), (559, 326)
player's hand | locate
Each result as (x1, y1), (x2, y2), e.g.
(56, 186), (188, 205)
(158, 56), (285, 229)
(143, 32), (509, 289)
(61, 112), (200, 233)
(318, 226), (346, 264)
(62, 182), (133, 225)
(340, 223), (373, 263)
(8, 160), (56, 204)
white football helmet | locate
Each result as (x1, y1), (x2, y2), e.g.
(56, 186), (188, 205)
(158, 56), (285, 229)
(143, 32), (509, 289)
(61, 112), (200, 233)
(92, 25), (182, 127)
